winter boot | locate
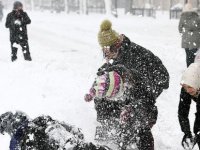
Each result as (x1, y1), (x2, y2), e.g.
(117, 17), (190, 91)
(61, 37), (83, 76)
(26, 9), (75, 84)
(11, 55), (17, 62)
(24, 53), (32, 61)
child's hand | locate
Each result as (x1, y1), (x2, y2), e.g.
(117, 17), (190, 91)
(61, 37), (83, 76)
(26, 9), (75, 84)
(120, 109), (130, 124)
(84, 94), (93, 102)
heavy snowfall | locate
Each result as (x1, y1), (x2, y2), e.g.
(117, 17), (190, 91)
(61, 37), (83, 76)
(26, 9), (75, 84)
(0, 10), (198, 150)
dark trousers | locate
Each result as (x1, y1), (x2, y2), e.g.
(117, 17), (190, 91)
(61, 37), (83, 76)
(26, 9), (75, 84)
(194, 104), (200, 149)
(119, 127), (154, 150)
(185, 48), (198, 67)
(11, 40), (32, 61)
(137, 128), (154, 150)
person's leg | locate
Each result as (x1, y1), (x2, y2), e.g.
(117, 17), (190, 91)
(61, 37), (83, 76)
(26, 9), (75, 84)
(185, 48), (198, 67)
(11, 42), (18, 62)
(20, 40), (32, 61)
(136, 128), (154, 150)
(194, 103), (200, 149)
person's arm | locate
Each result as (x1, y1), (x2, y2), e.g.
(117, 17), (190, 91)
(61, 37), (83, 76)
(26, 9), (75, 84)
(21, 12), (31, 25)
(5, 13), (11, 28)
(179, 15), (184, 33)
(178, 88), (192, 135)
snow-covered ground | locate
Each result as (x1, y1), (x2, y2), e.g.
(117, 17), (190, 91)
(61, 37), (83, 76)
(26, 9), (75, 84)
(0, 11), (198, 149)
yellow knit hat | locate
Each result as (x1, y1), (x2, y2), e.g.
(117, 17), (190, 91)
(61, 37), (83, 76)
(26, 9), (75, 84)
(98, 20), (119, 47)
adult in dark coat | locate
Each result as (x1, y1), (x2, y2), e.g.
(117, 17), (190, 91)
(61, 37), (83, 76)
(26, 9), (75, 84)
(178, 3), (200, 67)
(0, 111), (111, 150)
(5, 1), (32, 62)
(0, 1), (3, 22)
(85, 20), (169, 150)
(179, 63), (200, 149)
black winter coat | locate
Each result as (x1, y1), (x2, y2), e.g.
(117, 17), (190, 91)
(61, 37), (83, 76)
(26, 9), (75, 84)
(95, 35), (169, 129)
(178, 88), (200, 135)
(115, 35), (169, 99)
(5, 10), (31, 42)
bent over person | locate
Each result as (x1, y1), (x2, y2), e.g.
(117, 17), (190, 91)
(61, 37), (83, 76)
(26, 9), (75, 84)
(179, 63), (200, 149)
(5, 1), (32, 62)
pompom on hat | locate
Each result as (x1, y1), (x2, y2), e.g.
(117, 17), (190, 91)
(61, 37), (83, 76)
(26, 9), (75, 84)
(98, 20), (120, 47)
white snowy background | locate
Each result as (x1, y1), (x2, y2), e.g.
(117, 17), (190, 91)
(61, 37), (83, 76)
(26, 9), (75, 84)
(0, 10), (198, 150)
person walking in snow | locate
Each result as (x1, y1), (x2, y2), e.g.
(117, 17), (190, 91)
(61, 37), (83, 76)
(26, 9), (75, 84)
(178, 3), (200, 67)
(0, 1), (4, 22)
(179, 63), (200, 149)
(5, 1), (32, 62)
(85, 20), (169, 150)
(0, 111), (111, 150)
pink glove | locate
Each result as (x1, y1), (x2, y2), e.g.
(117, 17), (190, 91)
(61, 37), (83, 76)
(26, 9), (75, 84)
(84, 94), (93, 102)
(84, 88), (96, 102)
(120, 107), (132, 124)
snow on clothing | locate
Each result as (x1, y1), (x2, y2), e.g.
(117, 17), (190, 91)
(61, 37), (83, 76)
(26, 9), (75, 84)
(5, 9), (32, 61)
(179, 11), (200, 50)
(5, 10), (31, 42)
(179, 11), (200, 66)
(113, 35), (169, 99)
(0, 112), (110, 150)
(94, 64), (158, 150)
(93, 35), (168, 150)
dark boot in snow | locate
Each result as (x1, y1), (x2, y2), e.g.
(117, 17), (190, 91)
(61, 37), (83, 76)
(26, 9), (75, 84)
(24, 53), (32, 61)
(11, 55), (17, 62)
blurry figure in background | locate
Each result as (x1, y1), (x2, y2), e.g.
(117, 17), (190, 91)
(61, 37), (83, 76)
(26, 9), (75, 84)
(84, 19), (169, 150)
(0, 111), (112, 150)
(178, 3), (200, 67)
(5, 1), (32, 62)
(179, 63), (200, 149)
(0, 1), (4, 22)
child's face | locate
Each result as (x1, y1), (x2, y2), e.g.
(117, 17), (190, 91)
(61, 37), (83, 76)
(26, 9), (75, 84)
(182, 84), (197, 96)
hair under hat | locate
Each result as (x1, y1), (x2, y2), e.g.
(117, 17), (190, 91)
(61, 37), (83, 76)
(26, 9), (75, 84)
(98, 20), (120, 47)
(13, 1), (23, 10)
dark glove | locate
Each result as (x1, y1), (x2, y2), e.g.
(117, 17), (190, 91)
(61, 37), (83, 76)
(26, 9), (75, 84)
(182, 132), (195, 149)
(193, 133), (200, 148)
(97, 63), (111, 76)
